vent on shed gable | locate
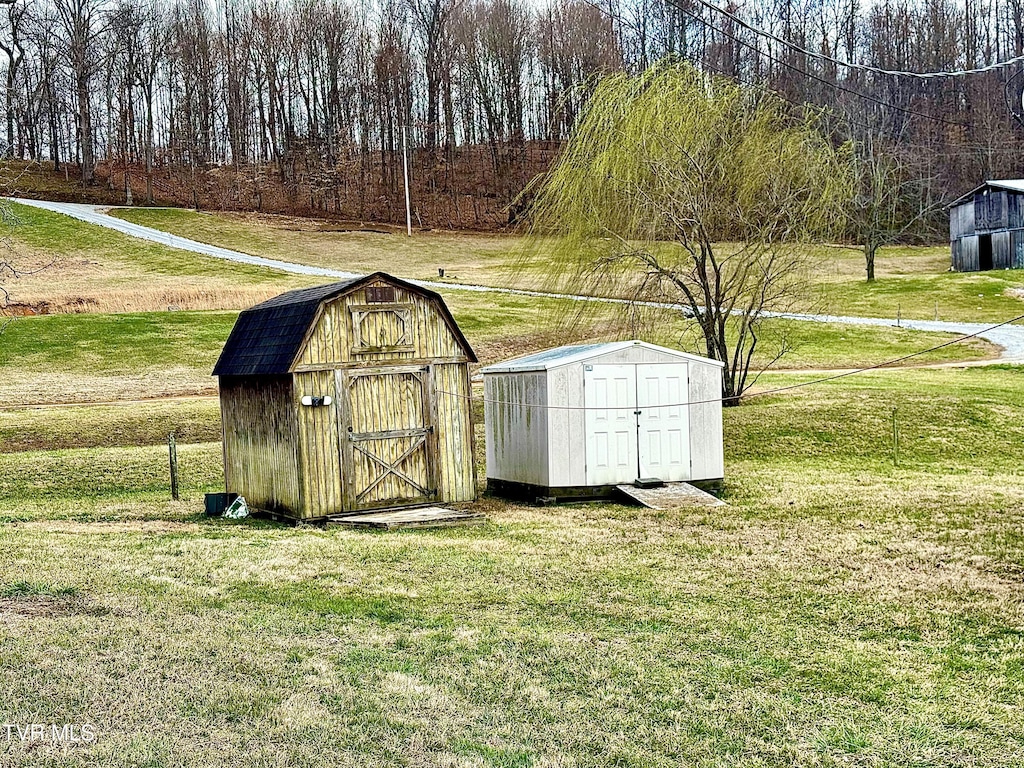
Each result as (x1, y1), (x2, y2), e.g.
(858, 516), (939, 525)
(366, 284), (396, 303)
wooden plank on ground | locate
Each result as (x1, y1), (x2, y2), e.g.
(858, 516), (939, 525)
(328, 506), (485, 530)
(615, 482), (726, 510)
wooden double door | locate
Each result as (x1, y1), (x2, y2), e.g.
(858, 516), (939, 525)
(340, 365), (437, 511)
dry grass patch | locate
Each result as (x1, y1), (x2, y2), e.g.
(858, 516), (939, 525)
(0, 368), (217, 407)
(106, 207), (1024, 326)
(112, 206), (543, 289)
(0, 482), (1022, 766)
(1, 201), (310, 315)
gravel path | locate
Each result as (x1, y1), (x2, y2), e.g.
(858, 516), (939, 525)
(10, 197), (1024, 362)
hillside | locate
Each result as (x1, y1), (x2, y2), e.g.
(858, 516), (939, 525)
(5, 143), (555, 231)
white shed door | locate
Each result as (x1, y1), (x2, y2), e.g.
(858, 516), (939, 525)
(584, 362), (690, 485)
(584, 365), (638, 485)
(636, 363), (690, 481)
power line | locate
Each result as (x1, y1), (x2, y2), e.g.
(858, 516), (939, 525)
(586, 0), (967, 129)
(667, 1), (968, 128)
(687, 0), (1024, 80)
(439, 313), (1024, 411)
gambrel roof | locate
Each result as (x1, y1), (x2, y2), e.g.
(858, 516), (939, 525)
(213, 272), (476, 377)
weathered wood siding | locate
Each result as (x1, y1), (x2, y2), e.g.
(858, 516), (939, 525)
(1014, 231), (1024, 268)
(293, 361), (475, 518)
(1010, 193), (1024, 230)
(994, 231), (1013, 270)
(220, 375), (301, 514)
(297, 285), (465, 368)
(952, 235), (979, 272)
(434, 363), (476, 501)
(295, 356), (475, 518)
(342, 366), (434, 510)
(485, 372), (549, 486)
(976, 190), (1008, 231)
(294, 370), (342, 519)
(220, 279), (476, 520)
(951, 191), (1024, 272)
(950, 202), (975, 240)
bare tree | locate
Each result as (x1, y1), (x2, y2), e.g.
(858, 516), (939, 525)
(849, 137), (945, 281)
(0, 0), (1013, 231)
(54, 0), (109, 185)
(406, 0), (460, 150)
(133, 3), (169, 204)
(0, 0), (27, 157)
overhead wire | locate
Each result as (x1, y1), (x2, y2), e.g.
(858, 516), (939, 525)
(507, 4), (1024, 414)
(661, 0), (968, 128)
(437, 313), (1024, 411)
(686, 0), (1024, 80)
(690, 59), (1007, 150)
(584, 0), (968, 129)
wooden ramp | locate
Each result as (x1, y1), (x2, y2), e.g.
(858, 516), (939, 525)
(615, 483), (726, 510)
(328, 506), (484, 530)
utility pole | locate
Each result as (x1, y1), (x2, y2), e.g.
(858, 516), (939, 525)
(402, 125), (412, 237)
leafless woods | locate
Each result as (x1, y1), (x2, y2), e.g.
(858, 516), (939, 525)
(0, 0), (1020, 227)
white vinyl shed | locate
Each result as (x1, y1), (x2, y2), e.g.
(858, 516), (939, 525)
(480, 341), (725, 501)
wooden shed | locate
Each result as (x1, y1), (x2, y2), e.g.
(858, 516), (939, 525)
(949, 180), (1024, 271)
(213, 272), (477, 522)
(480, 341), (724, 501)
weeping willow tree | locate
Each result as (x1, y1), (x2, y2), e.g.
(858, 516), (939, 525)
(528, 63), (853, 403)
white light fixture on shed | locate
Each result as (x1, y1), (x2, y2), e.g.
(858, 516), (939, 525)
(301, 395), (333, 407)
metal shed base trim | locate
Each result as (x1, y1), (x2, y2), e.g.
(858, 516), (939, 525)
(487, 478), (724, 504)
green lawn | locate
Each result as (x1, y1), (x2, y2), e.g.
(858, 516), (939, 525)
(817, 268), (1024, 324)
(0, 202), (1008, 382)
(110, 207), (1024, 326)
(1, 201), (1022, 766)
(0, 399), (221, 452)
(8, 202), (292, 284)
(0, 310), (237, 375)
(1, 367), (1022, 765)
(0, 304), (996, 408)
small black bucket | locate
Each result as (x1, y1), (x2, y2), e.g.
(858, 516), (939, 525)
(204, 492), (239, 517)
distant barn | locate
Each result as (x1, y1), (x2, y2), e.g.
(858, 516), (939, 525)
(950, 180), (1024, 271)
(480, 341), (724, 502)
(213, 273), (477, 522)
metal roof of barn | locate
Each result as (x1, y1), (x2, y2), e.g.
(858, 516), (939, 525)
(949, 179), (1024, 207)
(479, 340), (723, 374)
(213, 272), (476, 377)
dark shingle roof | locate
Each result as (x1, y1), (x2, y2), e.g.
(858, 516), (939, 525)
(213, 273), (475, 377)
